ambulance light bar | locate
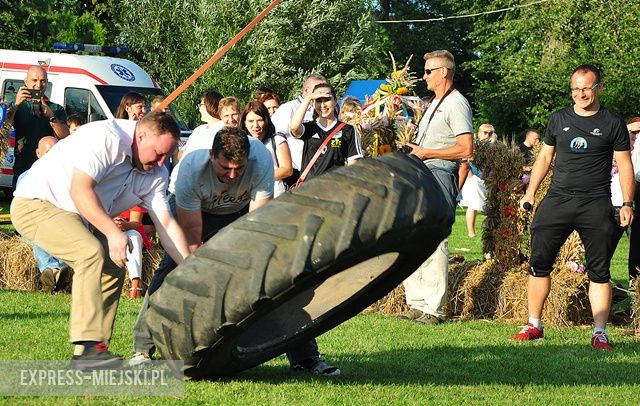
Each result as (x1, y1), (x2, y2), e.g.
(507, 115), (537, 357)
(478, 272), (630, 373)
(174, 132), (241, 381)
(52, 42), (129, 56)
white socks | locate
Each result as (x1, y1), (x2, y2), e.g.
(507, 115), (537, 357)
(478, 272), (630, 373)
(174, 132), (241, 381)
(528, 318), (542, 330)
(594, 327), (606, 335)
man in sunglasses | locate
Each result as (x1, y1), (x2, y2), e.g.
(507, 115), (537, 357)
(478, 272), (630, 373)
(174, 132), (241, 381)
(399, 50), (474, 325)
(513, 64), (634, 350)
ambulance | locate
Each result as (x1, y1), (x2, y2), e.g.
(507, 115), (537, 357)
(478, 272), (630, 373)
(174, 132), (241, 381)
(0, 43), (190, 193)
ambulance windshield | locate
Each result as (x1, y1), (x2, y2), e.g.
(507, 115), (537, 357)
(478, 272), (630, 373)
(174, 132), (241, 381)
(95, 85), (189, 130)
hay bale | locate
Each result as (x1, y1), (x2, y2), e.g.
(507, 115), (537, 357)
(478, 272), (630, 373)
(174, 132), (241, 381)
(555, 231), (584, 268)
(495, 265), (591, 327)
(495, 270), (528, 323)
(0, 232), (163, 295)
(365, 283), (410, 315)
(445, 260), (479, 318)
(457, 259), (507, 320)
(367, 257), (480, 316)
(0, 233), (39, 291)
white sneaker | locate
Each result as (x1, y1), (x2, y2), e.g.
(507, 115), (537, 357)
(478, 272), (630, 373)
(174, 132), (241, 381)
(129, 351), (152, 367)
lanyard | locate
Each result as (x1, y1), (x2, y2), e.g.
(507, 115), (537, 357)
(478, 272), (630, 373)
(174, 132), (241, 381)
(416, 87), (455, 146)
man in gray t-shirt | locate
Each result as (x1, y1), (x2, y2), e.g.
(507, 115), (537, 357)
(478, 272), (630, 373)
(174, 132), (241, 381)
(399, 50), (474, 325)
(175, 130), (274, 245)
(131, 127), (273, 364)
(132, 127), (340, 376)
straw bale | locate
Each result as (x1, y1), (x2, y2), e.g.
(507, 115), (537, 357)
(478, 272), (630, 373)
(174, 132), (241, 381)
(445, 260), (479, 317)
(457, 259), (507, 320)
(495, 265), (591, 327)
(365, 283), (410, 315)
(555, 231), (584, 267)
(0, 232), (163, 295)
(367, 257), (481, 316)
(0, 233), (39, 291)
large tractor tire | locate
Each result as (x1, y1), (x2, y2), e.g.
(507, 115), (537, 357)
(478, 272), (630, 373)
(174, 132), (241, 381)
(146, 153), (454, 379)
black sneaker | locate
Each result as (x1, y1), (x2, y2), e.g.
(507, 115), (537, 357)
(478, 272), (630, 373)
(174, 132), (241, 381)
(292, 359), (341, 377)
(70, 342), (123, 371)
(54, 265), (73, 292)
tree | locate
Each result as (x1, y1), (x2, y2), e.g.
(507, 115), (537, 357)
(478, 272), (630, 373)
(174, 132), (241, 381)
(373, 0), (475, 98)
(114, 0), (388, 124)
(448, 0), (640, 139)
(1, 0), (110, 51)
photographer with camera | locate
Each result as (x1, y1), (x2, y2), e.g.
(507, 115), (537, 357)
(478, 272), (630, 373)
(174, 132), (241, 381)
(1, 66), (69, 189)
(397, 50), (473, 325)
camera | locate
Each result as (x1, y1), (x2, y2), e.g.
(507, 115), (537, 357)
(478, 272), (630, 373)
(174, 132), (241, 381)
(28, 89), (43, 102)
(399, 143), (416, 154)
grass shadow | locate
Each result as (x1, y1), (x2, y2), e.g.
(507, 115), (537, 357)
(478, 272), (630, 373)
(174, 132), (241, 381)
(226, 342), (639, 386)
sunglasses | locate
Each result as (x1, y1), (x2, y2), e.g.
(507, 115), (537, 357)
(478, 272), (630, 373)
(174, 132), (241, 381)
(315, 97), (333, 103)
(424, 67), (445, 76)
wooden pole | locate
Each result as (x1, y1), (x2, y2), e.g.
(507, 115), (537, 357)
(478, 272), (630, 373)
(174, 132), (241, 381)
(156, 0), (282, 111)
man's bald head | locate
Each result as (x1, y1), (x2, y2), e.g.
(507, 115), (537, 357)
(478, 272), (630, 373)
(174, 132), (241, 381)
(36, 136), (57, 158)
(25, 66), (48, 91)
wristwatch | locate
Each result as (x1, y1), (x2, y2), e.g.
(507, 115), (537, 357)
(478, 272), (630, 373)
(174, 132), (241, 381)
(622, 201), (635, 210)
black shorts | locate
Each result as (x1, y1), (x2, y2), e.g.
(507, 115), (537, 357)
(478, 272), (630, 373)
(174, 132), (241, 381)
(529, 193), (623, 283)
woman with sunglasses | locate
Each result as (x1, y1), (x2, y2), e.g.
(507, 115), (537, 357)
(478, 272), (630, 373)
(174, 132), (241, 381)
(290, 82), (363, 180)
(240, 101), (292, 198)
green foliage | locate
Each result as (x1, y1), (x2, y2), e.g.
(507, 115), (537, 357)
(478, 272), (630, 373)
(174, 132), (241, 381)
(115, 0), (388, 125)
(448, 0), (640, 139)
(57, 12), (107, 45)
(0, 0), (110, 51)
(373, 0), (476, 97)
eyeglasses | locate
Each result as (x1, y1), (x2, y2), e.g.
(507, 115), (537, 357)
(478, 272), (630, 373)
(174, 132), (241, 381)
(197, 102), (205, 108)
(570, 83), (600, 94)
(424, 67), (446, 76)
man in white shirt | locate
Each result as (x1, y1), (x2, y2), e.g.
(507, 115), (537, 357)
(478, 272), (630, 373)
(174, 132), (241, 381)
(271, 73), (327, 175)
(10, 112), (191, 370)
(625, 118), (640, 281)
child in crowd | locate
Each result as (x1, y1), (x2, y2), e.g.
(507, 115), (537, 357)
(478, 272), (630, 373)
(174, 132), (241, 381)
(66, 114), (85, 133)
(339, 96), (362, 125)
(114, 206), (155, 299)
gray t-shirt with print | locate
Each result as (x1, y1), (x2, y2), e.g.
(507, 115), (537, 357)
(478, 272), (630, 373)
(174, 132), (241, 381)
(174, 137), (274, 215)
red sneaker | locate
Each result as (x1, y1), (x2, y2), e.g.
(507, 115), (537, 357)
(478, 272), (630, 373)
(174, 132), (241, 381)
(511, 323), (544, 341)
(591, 332), (613, 350)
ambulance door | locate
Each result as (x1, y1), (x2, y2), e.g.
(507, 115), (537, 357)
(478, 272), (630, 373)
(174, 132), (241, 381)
(63, 87), (107, 124)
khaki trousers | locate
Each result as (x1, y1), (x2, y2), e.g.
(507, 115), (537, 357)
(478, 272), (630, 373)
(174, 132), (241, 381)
(403, 239), (448, 318)
(11, 198), (125, 347)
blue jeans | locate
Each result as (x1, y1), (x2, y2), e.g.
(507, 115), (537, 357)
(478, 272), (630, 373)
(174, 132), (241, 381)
(23, 237), (67, 273)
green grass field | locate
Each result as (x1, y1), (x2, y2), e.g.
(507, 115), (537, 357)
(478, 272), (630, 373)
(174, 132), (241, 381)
(1, 207), (638, 404)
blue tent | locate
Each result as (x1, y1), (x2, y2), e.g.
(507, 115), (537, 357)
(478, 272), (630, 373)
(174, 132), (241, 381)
(341, 80), (386, 105)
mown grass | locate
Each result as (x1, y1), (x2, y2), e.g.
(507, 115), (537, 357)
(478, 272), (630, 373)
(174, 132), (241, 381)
(0, 208), (638, 404)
